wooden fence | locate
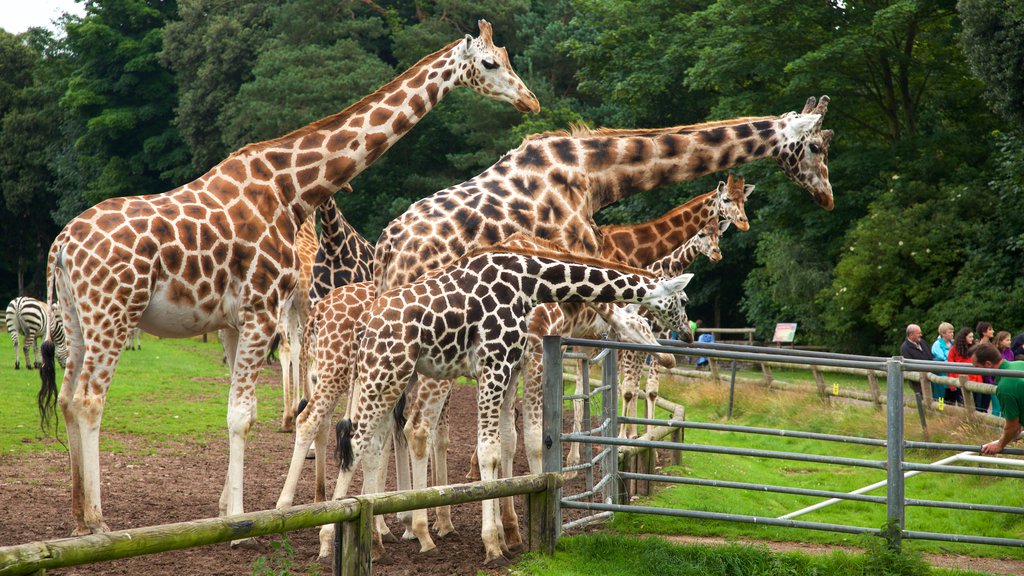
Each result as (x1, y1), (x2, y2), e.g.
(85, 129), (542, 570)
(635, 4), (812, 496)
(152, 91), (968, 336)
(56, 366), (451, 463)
(0, 474), (562, 576)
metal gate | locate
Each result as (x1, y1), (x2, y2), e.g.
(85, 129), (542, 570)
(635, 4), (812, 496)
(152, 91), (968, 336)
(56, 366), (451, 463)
(540, 335), (1024, 550)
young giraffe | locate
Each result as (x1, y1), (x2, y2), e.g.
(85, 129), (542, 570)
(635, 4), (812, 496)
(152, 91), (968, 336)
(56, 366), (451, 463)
(332, 245), (693, 565)
(276, 212), (319, 432)
(618, 218), (730, 438)
(275, 236), (678, 552)
(36, 20), (539, 538)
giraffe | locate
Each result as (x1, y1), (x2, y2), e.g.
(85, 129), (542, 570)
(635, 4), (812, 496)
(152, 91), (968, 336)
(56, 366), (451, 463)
(276, 211), (319, 432)
(35, 20), (539, 538)
(274, 236), (679, 553)
(308, 194), (375, 303)
(371, 100), (829, 547)
(373, 95), (833, 298)
(329, 244), (693, 565)
(618, 218), (730, 438)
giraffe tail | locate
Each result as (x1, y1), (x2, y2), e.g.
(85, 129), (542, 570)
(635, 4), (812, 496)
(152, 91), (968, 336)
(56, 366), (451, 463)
(336, 419), (354, 471)
(38, 243), (61, 436)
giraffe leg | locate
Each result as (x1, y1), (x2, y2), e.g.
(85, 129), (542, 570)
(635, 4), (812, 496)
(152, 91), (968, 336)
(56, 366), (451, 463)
(620, 350), (641, 439)
(431, 389), (456, 537)
(499, 369), (522, 553)
(278, 301), (302, 433)
(317, 366), (410, 561)
(521, 341), (545, 475)
(392, 384), (415, 539)
(217, 328), (239, 517)
(277, 377), (342, 509)
(645, 359), (661, 423)
(375, 421), (398, 543)
(403, 377), (446, 552)
(565, 358), (585, 471)
(360, 427), (388, 562)
(54, 289), (90, 534)
(220, 312), (274, 547)
(476, 370), (512, 566)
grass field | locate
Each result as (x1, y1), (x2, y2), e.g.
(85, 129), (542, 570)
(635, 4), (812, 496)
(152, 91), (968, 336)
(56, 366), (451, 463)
(0, 333), (283, 455)
(605, 373), (1024, 560)
(515, 533), (990, 576)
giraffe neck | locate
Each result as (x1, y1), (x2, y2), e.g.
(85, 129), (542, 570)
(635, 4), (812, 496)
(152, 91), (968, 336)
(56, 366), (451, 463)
(598, 189), (716, 267)
(310, 196), (376, 301)
(228, 39), (466, 224)
(562, 116), (783, 208)
(478, 253), (661, 306)
(647, 237), (704, 279)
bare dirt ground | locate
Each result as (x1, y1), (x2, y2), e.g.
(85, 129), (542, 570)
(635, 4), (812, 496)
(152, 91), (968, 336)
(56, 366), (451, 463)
(3, 365), (1023, 576)
(0, 366), (581, 576)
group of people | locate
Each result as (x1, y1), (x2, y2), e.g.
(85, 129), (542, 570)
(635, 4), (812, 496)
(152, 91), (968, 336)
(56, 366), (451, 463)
(901, 322), (1024, 455)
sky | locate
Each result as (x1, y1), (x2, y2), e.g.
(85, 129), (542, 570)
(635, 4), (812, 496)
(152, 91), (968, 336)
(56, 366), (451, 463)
(0, 0), (85, 34)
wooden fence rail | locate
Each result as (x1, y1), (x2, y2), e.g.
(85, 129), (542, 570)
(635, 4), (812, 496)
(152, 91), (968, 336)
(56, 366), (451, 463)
(0, 474), (562, 576)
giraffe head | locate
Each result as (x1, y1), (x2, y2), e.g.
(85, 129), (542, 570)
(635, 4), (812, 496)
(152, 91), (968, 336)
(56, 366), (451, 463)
(604, 305), (676, 368)
(716, 174), (754, 231)
(455, 20), (540, 113)
(691, 220), (725, 263)
(775, 96), (833, 211)
(640, 273), (693, 342)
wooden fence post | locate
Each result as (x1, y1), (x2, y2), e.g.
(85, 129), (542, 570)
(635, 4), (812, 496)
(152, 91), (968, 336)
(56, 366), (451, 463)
(867, 371), (882, 408)
(708, 358), (720, 384)
(960, 375), (977, 418)
(338, 498), (374, 576)
(812, 367), (830, 404)
(669, 406), (685, 466)
(761, 362), (773, 388)
(527, 473), (560, 556)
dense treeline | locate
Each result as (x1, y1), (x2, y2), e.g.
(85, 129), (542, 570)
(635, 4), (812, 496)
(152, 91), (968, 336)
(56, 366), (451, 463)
(0, 0), (1021, 355)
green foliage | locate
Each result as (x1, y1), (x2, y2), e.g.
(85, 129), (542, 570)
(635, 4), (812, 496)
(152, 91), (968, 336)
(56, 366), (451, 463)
(958, 0), (1024, 128)
(515, 533), (946, 576)
(60, 0), (190, 205)
(251, 534), (322, 576)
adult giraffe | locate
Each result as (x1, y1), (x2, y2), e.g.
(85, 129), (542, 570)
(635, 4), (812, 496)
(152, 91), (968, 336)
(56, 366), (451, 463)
(36, 20), (538, 538)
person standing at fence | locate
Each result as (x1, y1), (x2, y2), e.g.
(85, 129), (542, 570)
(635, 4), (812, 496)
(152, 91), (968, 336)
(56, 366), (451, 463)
(945, 327), (975, 406)
(931, 322), (954, 400)
(900, 324), (932, 400)
(970, 342), (1024, 454)
(1011, 332), (1024, 361)
(973, 321), (996, 412)
(990, 331), (1016, 416)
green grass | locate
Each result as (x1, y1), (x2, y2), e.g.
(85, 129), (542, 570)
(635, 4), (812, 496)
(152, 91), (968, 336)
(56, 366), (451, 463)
(0, 333), (283, 455)
(607, 376), (1024, 559)
(514, 533), (986, 576)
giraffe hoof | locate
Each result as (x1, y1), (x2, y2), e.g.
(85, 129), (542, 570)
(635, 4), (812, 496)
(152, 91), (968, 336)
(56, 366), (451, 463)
(419, 543), (438, 555)
(434, 525), (458, 538)
(483, 553), (511, 568)
(381, 531), (400, 543)
(465, 467), (481, 481)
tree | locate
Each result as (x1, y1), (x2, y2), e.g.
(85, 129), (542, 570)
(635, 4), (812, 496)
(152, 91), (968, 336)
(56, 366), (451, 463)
(161, 0), (280, 174)
(60, 0), (190, 206)
(958, 0), (1024, 129)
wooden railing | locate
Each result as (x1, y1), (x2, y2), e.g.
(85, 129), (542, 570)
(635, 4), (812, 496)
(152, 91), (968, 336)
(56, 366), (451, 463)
(0, 474), (562, 576)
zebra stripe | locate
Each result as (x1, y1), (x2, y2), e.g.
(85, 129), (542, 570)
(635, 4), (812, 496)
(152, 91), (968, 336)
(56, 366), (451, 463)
(6, 297), (46, 370)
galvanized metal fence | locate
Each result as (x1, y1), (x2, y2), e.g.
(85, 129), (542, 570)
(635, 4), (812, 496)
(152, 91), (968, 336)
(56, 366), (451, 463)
(541, 335), (1024, 551)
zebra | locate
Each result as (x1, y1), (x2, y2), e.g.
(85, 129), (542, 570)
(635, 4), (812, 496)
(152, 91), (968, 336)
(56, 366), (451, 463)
(4, 297), (68, 370)
(123, 327), (142, 351)
(6, 297), (46, 369)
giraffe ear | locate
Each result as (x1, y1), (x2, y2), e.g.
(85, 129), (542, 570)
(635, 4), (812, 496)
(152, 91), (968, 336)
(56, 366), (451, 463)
(716, 180), (728, 195)
(663, 273), (694, 293)
(743, 184), (755, 200)
(821, 129), (834, 147)
(718, 219), (732, 234)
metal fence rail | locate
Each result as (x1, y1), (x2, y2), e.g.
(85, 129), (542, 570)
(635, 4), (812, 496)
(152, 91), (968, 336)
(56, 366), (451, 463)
(541, 335), (1024, 552)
